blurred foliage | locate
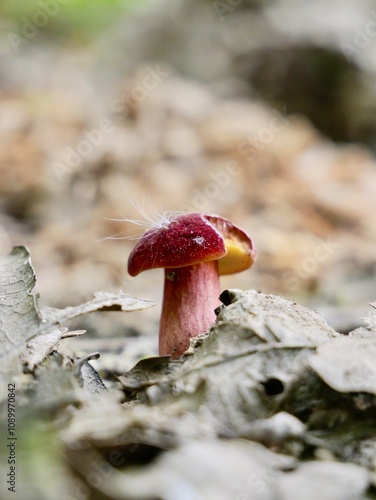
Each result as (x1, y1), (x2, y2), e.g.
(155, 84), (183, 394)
(0, 0), (143, 43)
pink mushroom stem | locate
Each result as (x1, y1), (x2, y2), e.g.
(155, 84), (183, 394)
(159, 260), (221, 358)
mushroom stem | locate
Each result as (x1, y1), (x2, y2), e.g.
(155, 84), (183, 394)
(159, 260), (221, 359)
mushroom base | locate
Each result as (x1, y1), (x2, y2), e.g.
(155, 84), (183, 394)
(159, 260), (221, 359)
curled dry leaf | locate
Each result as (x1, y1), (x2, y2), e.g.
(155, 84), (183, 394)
(20, 328), (68, 371)
(40, 290), (155, 325)
(309, 334), (376, 394)
(20, 327), (86, 372)
(0, 246), (155, 401)
(76, 353), (107, 395)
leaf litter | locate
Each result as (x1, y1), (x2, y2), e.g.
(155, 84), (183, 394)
(1, 246), (376, 499)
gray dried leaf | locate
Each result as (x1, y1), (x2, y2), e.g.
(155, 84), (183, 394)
(276, 461), (369, 500)
(0, 246), (153, 365)
(0, 246), (42, 398)
(76, 354), (107, 395)
(118, 355), (177, 392)
(361, 307), (376, 332)
(29, 351), (81, 410)
(20, 327), (67, 371)
(63, 380), (211, 450)
(74, 439), (294, 500)
(0, 245), (154, 401)
(309, 334), (376, 394)
(40, 290), (154, 325)
(0, 246), (40, 356)
(238, 411), (306, 446)
(349, 306), (376, 338)
(20, 327), (85, 372)
(217, 289), (338, 345)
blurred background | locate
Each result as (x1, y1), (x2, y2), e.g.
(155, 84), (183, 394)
(1, 0), (376, 356)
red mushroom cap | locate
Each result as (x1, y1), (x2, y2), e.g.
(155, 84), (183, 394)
(127, 213), (255, 277)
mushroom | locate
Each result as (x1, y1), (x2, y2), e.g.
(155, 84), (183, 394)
(128, 213), (256, 359)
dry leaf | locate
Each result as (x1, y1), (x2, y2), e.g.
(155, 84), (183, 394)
(309, 335), (376, 394)
(0, 246), (155, 400)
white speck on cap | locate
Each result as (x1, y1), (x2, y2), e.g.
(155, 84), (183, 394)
(193, 236), (205, 245)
